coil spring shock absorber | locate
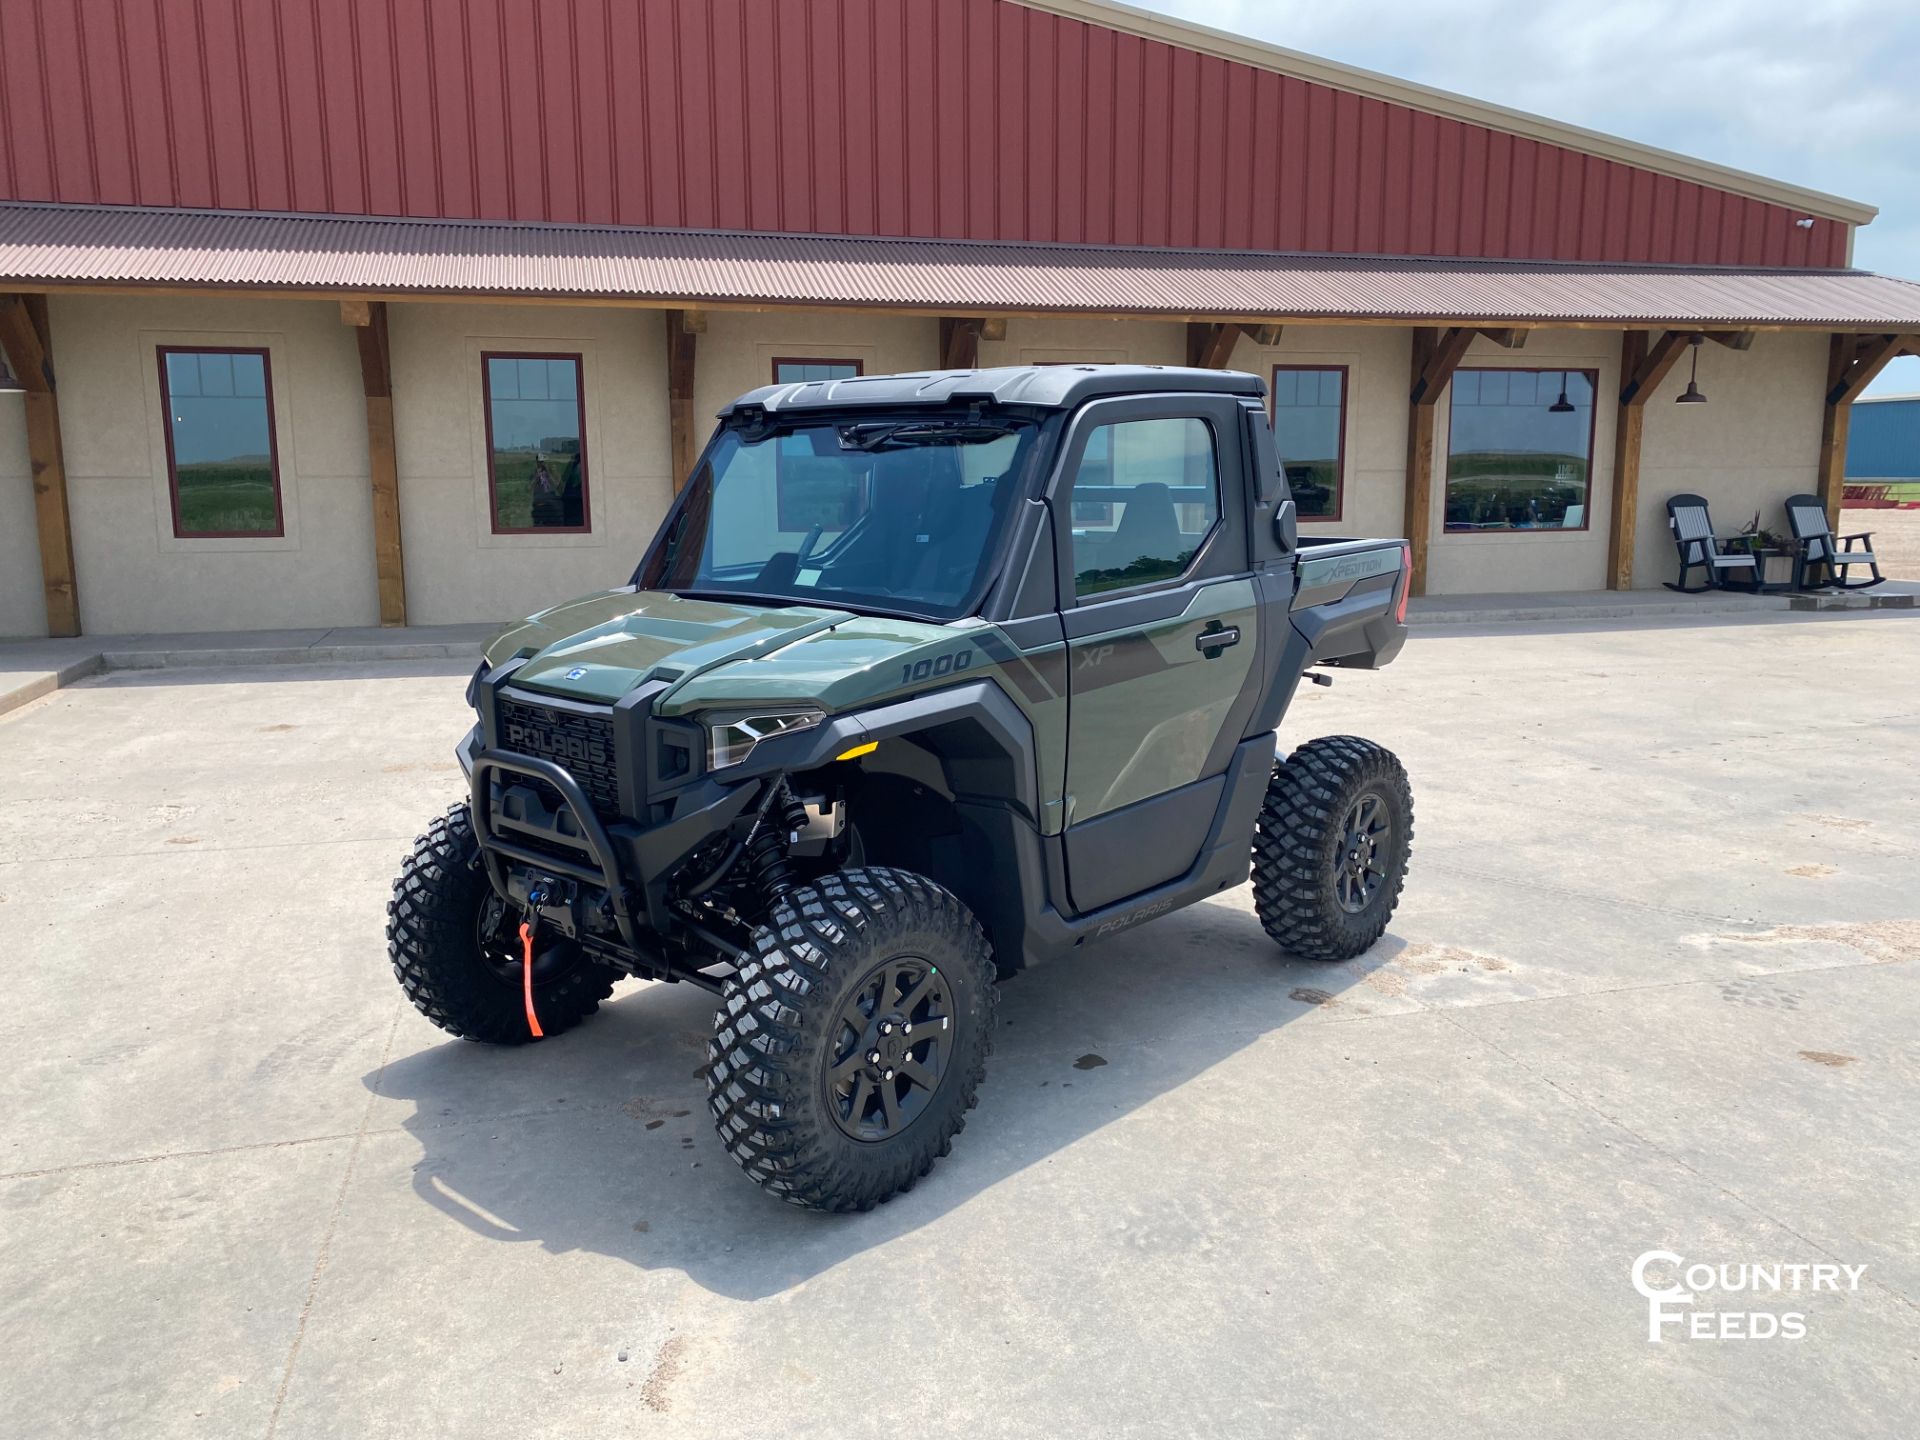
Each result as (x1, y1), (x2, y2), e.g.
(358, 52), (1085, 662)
(745, 779), (811, 902)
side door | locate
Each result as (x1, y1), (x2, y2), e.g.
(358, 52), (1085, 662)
(1052, 395), (1261, 913)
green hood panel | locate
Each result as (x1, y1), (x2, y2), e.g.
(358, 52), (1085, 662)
(487, 590), (854, 704)
(654, 615), (957, 716)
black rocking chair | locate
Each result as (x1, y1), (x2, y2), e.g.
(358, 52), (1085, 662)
(1665, 493), (1760, 593)
(1783, 494), (1884, 590)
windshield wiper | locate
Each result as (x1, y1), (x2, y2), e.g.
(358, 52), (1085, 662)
(837, 420), (1021, 452)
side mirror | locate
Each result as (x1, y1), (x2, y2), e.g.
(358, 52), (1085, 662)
(1272, 498), (1298, 553)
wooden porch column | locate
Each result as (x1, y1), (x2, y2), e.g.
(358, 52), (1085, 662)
(342, 300), (407, 626)
(1401, 325), (1474, 597)
(1818, 333), (1912, 529)
(1605, 329), (1690, 591)
(665, 309), (703, 492)
(0, 294), (80, 636)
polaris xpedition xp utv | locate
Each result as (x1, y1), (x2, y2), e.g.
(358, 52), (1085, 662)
(388, 364), (1414, 1211)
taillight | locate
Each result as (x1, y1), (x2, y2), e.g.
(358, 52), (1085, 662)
(1395, 544), (1412, 624)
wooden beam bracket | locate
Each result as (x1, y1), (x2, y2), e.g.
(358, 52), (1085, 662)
(1186, 322), (1244, 371)
(1409, 325), (1473, 407)
(939, 317), (984, 370)
(1619, 330), (1690, 407)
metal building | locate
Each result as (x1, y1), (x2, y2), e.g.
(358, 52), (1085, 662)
(3, 0), (1918, 637)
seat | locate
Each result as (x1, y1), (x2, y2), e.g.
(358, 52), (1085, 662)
(1783, 493), (1884, 591)
(1105, 481), (1185, 576)
(1664, 493), (1759, 593)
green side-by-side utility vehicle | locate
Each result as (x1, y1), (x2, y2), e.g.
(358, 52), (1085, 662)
(388, 364), (1414, 1210)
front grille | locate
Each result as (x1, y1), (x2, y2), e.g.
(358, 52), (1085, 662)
(495, 697), (623, 824)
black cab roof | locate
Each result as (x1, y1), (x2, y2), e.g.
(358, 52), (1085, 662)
(718, 363), (1267, 417)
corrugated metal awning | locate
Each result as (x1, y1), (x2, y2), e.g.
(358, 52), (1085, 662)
(4, 203), (1920, 329)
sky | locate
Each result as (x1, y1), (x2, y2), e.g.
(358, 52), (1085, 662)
(1135, 0), (1920, 396)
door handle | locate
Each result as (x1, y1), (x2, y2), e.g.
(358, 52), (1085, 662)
(1195, 623), (1241, 658)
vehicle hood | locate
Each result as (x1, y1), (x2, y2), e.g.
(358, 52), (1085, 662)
(485, 590), (858, 705)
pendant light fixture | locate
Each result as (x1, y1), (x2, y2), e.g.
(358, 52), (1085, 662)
(1548, 371), (1576, 413)
(1675, 334), (1708, 405)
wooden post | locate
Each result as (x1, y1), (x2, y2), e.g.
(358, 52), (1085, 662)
(665, 309), (700, 492)
(342, 299), (406, 626)
(1605, 329), (1690, 591)
(1401, 325), (1474, 597)
(1818, 332), (1909, 530)
(0, 294), (81, 636)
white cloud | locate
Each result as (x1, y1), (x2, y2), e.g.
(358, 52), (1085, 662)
(1133, 0), (1920, 393)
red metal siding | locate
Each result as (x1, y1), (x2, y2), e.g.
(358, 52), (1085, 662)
(0, 0), (1847, 268)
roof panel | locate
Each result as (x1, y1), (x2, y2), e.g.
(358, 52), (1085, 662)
(4, 203), (1919, 329)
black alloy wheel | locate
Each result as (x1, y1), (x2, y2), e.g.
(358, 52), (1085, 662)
(1334, 792), (1393, 914)
(824, 956), (955, 1142)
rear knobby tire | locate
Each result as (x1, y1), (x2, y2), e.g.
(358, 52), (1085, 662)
(707, 867), (997, 1212)
(1251, 735), (1412, 962)
(387, 802), (619, 1044)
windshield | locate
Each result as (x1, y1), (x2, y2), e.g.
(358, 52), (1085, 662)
(641, 415), (1040, 620)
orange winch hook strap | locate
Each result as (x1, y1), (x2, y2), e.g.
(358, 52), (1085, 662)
(518, 921), (544, 1039)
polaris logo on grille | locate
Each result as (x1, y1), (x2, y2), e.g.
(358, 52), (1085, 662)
(503, 722), (610, 768)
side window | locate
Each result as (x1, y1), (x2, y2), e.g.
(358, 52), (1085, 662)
(1069, 417), (1220, 598)
(483, 353), (588, 533)
(157, 347), (283, 537)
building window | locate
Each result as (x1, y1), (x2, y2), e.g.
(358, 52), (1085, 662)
(1068, 417), (1220, 597)
(1271, 366), (1347, 520)
(772, 358), (863, 386)
(771, 358), (863, 529)
(157, 347), (283, 538)
(1445, 369), (1597, 532)
(483, 353), (589, 533)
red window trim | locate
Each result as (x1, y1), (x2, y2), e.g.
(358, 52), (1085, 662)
(770, 357), (865, 532)
(156, 345), (285, 539)
(1443, 366), (1601, 536)
(482, 351), (591, 535)
(1270, 363), (1349, 524)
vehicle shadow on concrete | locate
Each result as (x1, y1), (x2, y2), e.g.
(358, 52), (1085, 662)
(367, 895), (1385, 1301)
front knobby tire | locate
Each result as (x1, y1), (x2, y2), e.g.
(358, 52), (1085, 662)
(707, 867), (998, 1212)
(387, 802), (619, 1044)
(1251, 736), (1413, 962)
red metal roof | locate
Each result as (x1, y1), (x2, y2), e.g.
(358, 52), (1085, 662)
(0, 0), (1857, 268)
(4, 204), (1919, 329)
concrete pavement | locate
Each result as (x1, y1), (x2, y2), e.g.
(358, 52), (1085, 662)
(2, 610), (1917, 1437)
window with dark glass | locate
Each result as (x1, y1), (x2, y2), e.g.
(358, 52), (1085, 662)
(1271, 366), (1346, 520)
(771, 358), (864, 529)
(1068, 417), (1220, 597)
(1445, 369), (1596, 531)
(158, 347), (282, 537)
(483, 354), (588, 533)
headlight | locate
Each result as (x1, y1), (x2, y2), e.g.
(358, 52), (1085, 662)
(704, 709), (824, 770)
(465, 661), (489, 709)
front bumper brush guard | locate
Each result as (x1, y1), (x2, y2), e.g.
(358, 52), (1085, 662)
(469, 748), (641, 953)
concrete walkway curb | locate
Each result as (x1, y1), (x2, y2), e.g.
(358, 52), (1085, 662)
(0, 624), (492, 719)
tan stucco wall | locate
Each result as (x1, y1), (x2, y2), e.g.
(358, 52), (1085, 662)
(0, 391), (47, 638)
(387, 303), (678, 626)
(979, 315), (1187, 369)
(1225, 324), (1412, 543)
(1634, 330), (1827, 588)
(693, 310), (939, 426)
(1421, 327), (1623, 595)
(41, 293), (378, 634)
(2, 301), (1842, 635)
